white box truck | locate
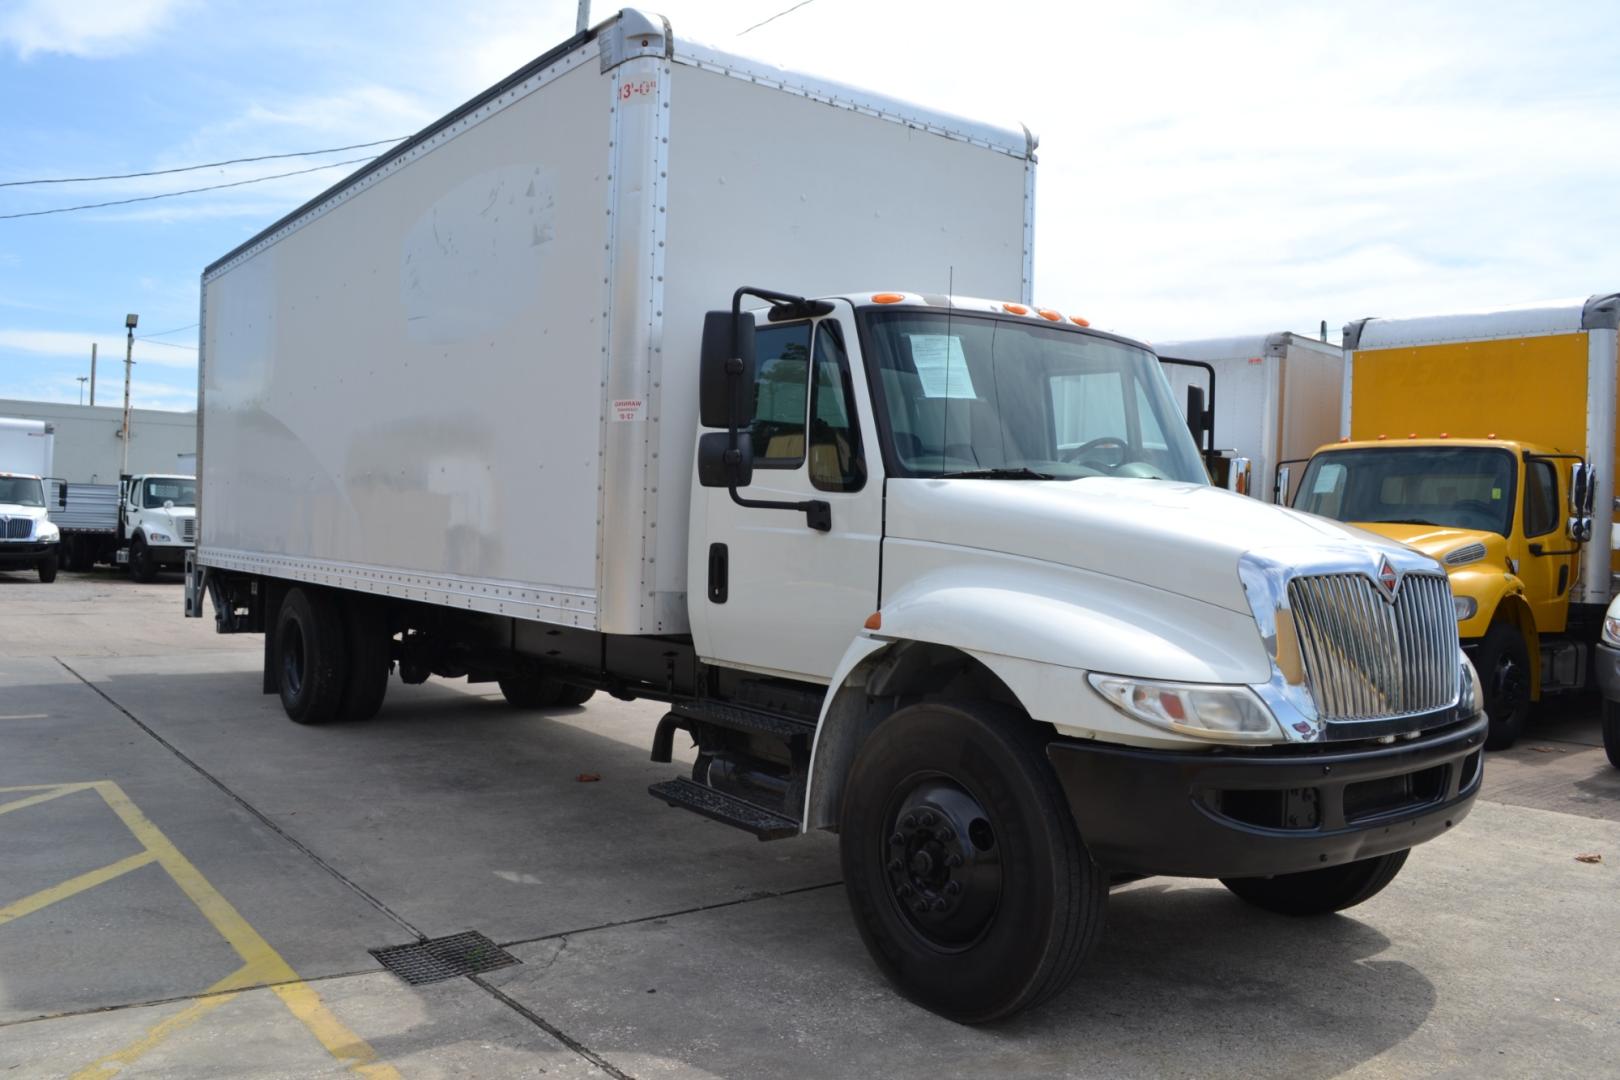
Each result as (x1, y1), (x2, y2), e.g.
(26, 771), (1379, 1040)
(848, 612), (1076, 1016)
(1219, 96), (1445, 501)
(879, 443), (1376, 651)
(187, 9), (1486, 1021)
(1157, 332), (1344, 502)
(0, 416), (61, 581)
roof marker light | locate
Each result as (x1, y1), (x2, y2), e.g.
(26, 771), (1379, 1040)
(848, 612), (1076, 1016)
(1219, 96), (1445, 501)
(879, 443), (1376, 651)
(1409, 432), (1418, 439)
(1378, 434), (1388, 440)
(1002, 302), (1029, 315)
(871, 293), (904, 304)
(1488, 432), (1497, 439)
(1036, 308), (1063, 321)
(864, 611), (882, 630)
(1440, 432), (1449, 438)
(1070, 315), (1091, 327)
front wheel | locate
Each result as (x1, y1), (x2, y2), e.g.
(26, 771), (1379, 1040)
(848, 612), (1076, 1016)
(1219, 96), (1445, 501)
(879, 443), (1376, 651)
(1221, 850), (1409, 916)
(36, 552), (58, 583)
(1476, 624), (1531, 750)
(838, 701), (1107, 1023)
(128, 535), (157, 582)
(1603, 700), (1620, 770)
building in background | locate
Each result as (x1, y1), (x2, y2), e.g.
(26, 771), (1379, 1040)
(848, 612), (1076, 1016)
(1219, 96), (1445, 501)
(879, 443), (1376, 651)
(0, 398), (195, 482)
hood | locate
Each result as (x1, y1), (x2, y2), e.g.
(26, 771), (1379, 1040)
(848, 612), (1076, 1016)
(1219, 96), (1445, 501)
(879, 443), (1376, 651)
(885, 477), (1430, 614)
(1352, 523), (1505, 570)
(0, 503), (48, 521)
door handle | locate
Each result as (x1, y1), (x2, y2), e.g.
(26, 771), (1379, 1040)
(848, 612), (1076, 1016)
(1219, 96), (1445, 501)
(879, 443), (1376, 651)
(707, 543), (728, 604)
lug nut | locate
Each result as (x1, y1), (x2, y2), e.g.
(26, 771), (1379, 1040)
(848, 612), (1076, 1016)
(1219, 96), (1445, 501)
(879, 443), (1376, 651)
(918, 811), (936, 827)
(902, 814), (917, 829)
(945, 853), (963, 868)
(888, 858), (902, 872)
(897, 883), (913, 897)
(944, 881), (961, 896)
(913, 900), (930, 914)
(889, 832), (904, 847)
(936, 827), (955, 842)
(931, 898), (947, 912)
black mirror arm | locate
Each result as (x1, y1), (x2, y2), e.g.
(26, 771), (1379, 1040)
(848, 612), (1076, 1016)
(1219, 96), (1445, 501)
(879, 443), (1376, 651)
(726, 487), (831, 531)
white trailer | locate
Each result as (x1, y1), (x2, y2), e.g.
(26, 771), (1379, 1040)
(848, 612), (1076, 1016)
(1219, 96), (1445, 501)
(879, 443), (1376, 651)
(188, 9), (1485, 1022)
(1157, 332), (1344, 502)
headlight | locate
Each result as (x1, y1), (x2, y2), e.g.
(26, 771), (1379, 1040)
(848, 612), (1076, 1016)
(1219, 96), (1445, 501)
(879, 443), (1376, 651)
(147, 531), (173, 543)
(1604, 617), (1620, 648)
(1453, 595), (1477, 621)
(1088, 674), (1280, 741)
(36, 523), (58, 541)
(1458, 653), (1481, 717)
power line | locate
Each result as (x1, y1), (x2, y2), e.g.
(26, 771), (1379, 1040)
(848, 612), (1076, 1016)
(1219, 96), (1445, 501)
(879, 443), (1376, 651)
(738, 0), (819, 36)
(0, 138), (407, 189)
(135, 338), (198, 352)
(0, 156), (376, 221)
(140, 322), (199, 339)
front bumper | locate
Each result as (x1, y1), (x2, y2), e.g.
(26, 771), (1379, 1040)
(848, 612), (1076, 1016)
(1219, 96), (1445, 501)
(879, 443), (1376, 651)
(0, 541), (53, 568)
(1047, 713), (1486, 879)
(1595, 643), (1620, 702)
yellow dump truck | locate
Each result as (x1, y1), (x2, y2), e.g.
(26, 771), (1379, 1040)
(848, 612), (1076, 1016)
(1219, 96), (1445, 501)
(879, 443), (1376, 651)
(1287, 294), (1618, 748)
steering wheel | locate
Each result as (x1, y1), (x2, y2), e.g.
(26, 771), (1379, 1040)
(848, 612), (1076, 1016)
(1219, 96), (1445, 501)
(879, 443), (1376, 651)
(1060, 436), (1130, 468)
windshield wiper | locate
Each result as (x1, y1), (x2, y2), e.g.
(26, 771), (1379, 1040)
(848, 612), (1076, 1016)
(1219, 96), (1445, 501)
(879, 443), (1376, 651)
(1369, 518), (1441, 527)
(934, 466), (1056, 480)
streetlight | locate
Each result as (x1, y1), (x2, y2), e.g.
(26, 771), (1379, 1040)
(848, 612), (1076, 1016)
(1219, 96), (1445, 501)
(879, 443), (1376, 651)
(121, 314), (138, 479)
(76, 376), (88, 405)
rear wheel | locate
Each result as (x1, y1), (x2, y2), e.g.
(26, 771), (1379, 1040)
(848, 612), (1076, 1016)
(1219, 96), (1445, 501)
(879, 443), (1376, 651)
(1603, 700), (1620, 770)
(555, 684), (595, 708)
(275, 587), (349, 724)
(36, 552), (58, 583)
(838, 701), (1107, 1023)
(128, 535), (157, 582)
(1477, 623), (1531, 750)
(1221, 850), (1409, 916)
(337, 595), (391, 722)
(497, 673), (567, 709)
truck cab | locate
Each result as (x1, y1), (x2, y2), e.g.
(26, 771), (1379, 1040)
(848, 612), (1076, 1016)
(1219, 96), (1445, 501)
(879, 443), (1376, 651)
(0, 471), (61, 582)
(120, 473), (197, 581)
(1292, 437), (1591, 747)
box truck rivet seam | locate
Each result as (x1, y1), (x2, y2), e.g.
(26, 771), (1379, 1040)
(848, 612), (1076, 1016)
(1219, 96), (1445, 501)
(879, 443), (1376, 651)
(185, 8), (1484, 1024)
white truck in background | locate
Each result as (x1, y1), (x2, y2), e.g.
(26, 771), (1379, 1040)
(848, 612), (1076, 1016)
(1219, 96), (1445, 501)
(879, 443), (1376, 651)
(53, 473), (196, 579)
(186, 9), (1486, 1022)
(1158, 332), (1344, 502)
(0, 416), (61, 582)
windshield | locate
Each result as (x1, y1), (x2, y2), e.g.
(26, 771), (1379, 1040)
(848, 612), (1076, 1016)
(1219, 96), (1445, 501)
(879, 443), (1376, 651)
(142, 478), (196, 508)
(861, 310), (1206, 482)
(1294, 447), (1515, 536)
(0, 476), (44, 506)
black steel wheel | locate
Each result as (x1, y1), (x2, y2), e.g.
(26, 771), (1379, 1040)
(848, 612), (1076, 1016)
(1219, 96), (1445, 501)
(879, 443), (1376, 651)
(1477, 624), (1531, 750)
(838, 701), (1106, 1023)
(1221, 849), (1410, 916)
(36, 551), (58, 583)
(337, 594), (391, 722)
(128, 535), (157, 582)
(275, 587), (349, 725)
(1603, 700), (1620, 770)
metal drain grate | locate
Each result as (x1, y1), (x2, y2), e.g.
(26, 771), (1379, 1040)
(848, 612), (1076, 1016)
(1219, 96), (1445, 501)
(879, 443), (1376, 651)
(370, 931), (520, 985)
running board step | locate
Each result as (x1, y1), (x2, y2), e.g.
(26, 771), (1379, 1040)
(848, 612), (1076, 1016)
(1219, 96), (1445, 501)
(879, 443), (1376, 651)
(648, 778), (800, 841)
(669, 700), (817, 740)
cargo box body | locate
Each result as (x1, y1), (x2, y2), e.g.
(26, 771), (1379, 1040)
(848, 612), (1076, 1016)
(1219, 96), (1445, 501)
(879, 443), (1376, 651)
(197, 11), (1033, 636)
(1156, 333), (1344, 502)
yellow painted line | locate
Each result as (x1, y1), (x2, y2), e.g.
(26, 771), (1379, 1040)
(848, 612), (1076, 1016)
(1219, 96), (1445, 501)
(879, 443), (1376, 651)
(68, 963), (267, 1080)
(0, 850), (157, 926)
(0, 782), (94, 792)
(87, 782), (401, 1079)
(0, 782), (95, 818)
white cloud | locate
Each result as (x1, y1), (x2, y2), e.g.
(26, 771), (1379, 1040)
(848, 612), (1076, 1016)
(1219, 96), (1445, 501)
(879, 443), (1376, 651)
(0, 329), (195, 369)
(0, 0), (189, 59)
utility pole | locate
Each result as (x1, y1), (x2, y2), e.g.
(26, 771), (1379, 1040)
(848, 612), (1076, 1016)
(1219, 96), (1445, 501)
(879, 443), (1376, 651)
(89, 343), (98, 405)
(77, 376), (88, 404)
(121, 314), (138, 479)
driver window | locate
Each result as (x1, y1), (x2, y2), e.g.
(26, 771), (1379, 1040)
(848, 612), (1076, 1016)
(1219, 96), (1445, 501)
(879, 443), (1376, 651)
(1050, 371), (1126, 449)
(808, 328), (865, 492)
(750, 323), (812, 468)
(1523, 460), (1558, 538)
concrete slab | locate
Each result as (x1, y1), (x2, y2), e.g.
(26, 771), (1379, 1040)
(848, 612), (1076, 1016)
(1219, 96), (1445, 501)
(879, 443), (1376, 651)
(482, 799), (1620, 1080)
(0, 970), (602, 1079)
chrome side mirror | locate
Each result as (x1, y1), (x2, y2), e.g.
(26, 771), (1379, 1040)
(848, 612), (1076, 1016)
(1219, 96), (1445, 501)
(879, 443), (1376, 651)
(1227, 456), (1253, 496)
(1569, 515), (1594, 543)
(1273, 464), (1292, 504)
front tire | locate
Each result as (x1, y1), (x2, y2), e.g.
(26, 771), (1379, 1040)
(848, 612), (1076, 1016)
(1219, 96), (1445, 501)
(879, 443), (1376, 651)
(275, 587), (349, 725)
(36, 552), (58, 583)
(838, 701), (1107, 1023)
(128, 535), (157, 582)
(1221, 850), (1409, 916)
(1477, 623), (1530, 750)
(1603, 700), (1620, 770)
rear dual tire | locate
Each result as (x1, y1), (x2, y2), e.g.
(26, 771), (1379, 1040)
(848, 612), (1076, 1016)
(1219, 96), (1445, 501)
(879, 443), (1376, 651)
(274, 586), (391, 724)
(497, 675), (595, 709)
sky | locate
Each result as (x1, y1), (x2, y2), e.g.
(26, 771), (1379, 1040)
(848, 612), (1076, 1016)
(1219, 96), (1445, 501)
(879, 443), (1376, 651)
(0, 0), (1616, 411)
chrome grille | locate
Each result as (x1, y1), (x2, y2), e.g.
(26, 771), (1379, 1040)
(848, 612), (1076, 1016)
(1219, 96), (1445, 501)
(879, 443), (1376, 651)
(1287, 572), (1458, 721)
(181, 518), (196, 542)
(2, 516), (31, 540)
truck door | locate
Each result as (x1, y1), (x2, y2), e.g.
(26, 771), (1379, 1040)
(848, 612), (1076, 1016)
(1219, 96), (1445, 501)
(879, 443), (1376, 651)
(693, 307), (883, 681)
(1519, 456), (1578, 633)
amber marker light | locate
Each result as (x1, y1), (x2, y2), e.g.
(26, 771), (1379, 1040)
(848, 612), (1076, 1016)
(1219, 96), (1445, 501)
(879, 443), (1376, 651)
(871, 293), (905, 304)
(1339, 437), (1349, 442)
(1002, 302), (1029, 315)
(1070, 315), (1091, 327)
(1036, 308), (1063, 321)
(864, 612), (882, 630)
